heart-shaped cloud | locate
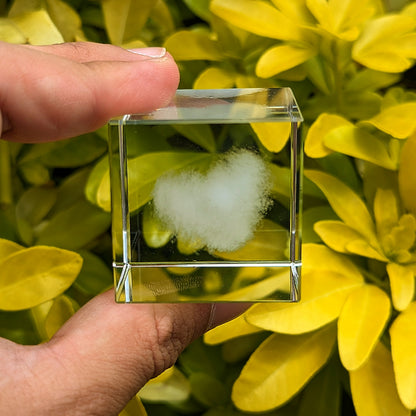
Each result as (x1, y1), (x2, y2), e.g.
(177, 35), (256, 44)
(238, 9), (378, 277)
(152, 148), (272, 252)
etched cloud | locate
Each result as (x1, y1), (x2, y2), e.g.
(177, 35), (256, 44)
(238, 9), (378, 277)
(152, 148), (272, 253)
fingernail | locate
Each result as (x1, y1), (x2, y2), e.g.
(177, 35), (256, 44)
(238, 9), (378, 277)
(127, 47), (167, 59)
(206, 303), (252, 330)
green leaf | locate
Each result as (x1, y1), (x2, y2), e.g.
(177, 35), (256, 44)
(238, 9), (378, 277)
(85, 156), (111, 211)
(19, 134), (107, 168)
(232, 325), (337, 412)
(182, 0), (212, 22)
(390, 301), (416, 409)
(35, 200), (111, 250)
(0, 246), (82, 311)
(16, 186), (57, 226)
(164, 30), (224, 61)
(139, 367), (191, 403)
(298, 361), (341, 416)
(10, 9), (64, 45)
(73, 250), (112, 295)
(189, 372), (229, 407)
(127, 151), (212, 213)
(338, 285), (391, 371)
(173, 124), (216, 153)
(179, 338), (226, 379)
(352, 14), (416, 72)
(221, 332), (269, 363)
(305, 170), (378, 246)
(101, 0), (154, 45)
(346, 69), (400, 92)
(350, 341), (410, 416)
(256, 44), (316, 78)
(18, 161), (50, 186)
(210, 0), (307, 42)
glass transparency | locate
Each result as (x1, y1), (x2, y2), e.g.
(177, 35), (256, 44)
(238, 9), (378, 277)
(109, 88), (303, 303)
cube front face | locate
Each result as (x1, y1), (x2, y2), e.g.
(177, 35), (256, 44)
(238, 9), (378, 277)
(109, 88), (303, 303)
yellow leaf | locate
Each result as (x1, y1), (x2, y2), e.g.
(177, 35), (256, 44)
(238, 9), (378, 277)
(246, 268), (363, 334)
(119, 395), (148, 416)
(204, 312), (263, 345)
(303, 243), (364, 280)
(373, 188), (399, 236)
(345, 239), (388, 261)
(0, 238), (24, 259)
(0, 246), (82, 311)
(44, 294), (77, 339)
(323, 125), (398, 170)
(232, 325), (336, 412)
(399, 132), (416, 216)
(305, 113), (352, 158)
(363, 102), (416, 139)
(390, 302), (416, 409)
(210, 0), (307, 42)
(256, 44), (316, 78)
(139, 366), (190, 403)
(305, 170), (378, 246)
(142, 204), (172, 249)
(0, 18), (26, 43)
(11, 9), (64, 45)
(350, 342), (410, 416)
(214, 220), (288, 261)
(251, 122), (291, 153)
(353, 15), (416, 72)
(306, 0), (376, 40)
(338, 285), (391, 371)
(102, 0), (154, 45)
(201, 269), (291, 302)
(194, 67), (236, 89)
(314, 220), (365, 253)
(387, 263), (415, 312)
(164, 30), (223, 61)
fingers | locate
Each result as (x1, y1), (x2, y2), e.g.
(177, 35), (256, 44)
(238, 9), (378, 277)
(0, 41), (179, 142)
(27, 291), (249, 415)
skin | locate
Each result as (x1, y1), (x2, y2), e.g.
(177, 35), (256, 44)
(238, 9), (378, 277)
(0, 41), (248, 415)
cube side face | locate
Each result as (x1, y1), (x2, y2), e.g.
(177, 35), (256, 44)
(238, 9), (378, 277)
(109, 89), (302, 303)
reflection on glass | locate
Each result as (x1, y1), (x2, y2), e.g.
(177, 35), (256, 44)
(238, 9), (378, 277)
(109, 88), (303, 303)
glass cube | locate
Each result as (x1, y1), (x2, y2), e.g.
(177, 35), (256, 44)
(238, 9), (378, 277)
(109, 88), (303, 303)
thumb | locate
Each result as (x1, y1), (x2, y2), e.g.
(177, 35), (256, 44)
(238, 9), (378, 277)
(0, 41), (179, 142)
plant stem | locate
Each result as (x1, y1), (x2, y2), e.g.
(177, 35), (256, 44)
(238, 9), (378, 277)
(0, 139), (13, 207)
(361, 267), (390, 292)
(332, 40), (344, 114)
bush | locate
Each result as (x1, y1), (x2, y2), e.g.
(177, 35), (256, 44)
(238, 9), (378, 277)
(1, 1), (416, 415)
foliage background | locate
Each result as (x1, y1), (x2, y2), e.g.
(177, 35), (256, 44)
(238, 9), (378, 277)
(1, 0), (416, 415)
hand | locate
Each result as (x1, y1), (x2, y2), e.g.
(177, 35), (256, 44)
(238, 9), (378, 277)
(0, 41), (248, 415)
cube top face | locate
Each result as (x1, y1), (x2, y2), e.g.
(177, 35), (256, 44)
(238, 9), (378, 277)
(109, 88), (302, 125)
(109, 88), (303, 303)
